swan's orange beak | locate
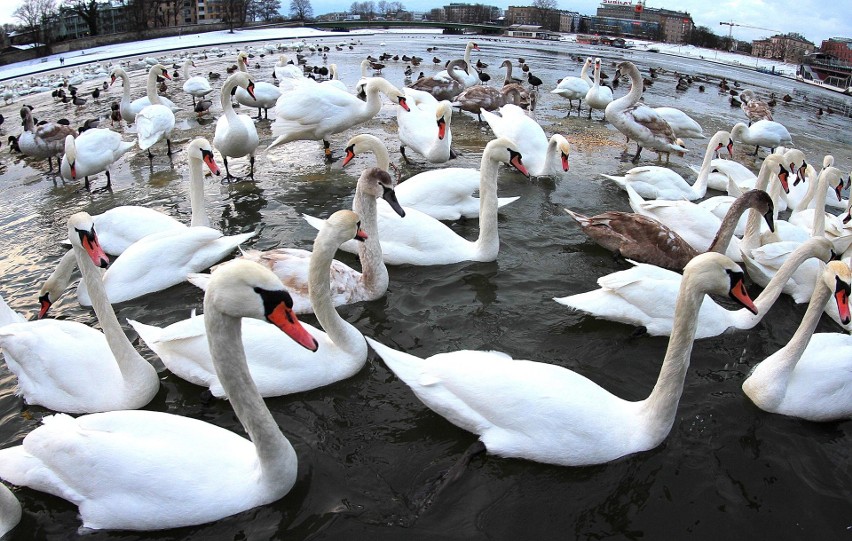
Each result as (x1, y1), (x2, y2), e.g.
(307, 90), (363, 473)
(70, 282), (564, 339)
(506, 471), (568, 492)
(37, 292), (52, 319)
(726, 139), (734, 157)
(561, 151), (570, 172)
(835, 181), (843, 201)
(201, 149), (220, 176)
(508, 149), (529, 178)
(437, 117), (446, 140)
(342, 145), (356, 167)
(728, 272), (757, 315)
(398, 96), (409, 111)
(161, 70), (172, 81)
(247, 81), (256, 100)
(69, 160), (76, 179)
(354, 224), (368, 242)
(835, 277), (851, 325)
(777, 166), (790, 193)
(713, 142), (724, 159)
(793, 162), (806, 186)
(77, 227), (109, 269)
(110, 74), (116, 86)
(267, 301), (318, 352)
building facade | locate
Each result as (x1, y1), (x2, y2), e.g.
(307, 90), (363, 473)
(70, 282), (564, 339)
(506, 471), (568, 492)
(593, 0), (692, 43)
(820, 37), (852, 62)
(752, 33), (815, 64)
(505, 5), (560, 31)
(440, 3), (500, 24)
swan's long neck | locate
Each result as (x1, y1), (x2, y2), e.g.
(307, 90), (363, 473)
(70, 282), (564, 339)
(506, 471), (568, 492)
(640, 268), (706, 441)
(463, 43), (473, 70)
(364, 137), (390, 170)
(707, 194), (752, 255)
(237, 55), (248, 73)
(362, 82), (385, 120)
(794, 165), (818, 211)
(741, 161), (778, 253)
(352, 178), (388, 298)
(220, 78), (241, 128)
(809, 170), (830, 236)
(22, 111), (34, 132)
(182, 60), (191, 80)
(745, 274), (830, 404)
(204, 304), (296, 481)
(188, 156), (210, 228)
(308, 229), (367, 357)
(592, 63), (601, 88)
(474, 152), (501, 260)
(118, 71), (131, 106)
(73, 240), (158, 396)
(612, 65), (642, 112)
(580, 61), (592, 85)
(691, 136), (721, 198)
(502, 62), (513, 85)
(146, 70), (161, 105)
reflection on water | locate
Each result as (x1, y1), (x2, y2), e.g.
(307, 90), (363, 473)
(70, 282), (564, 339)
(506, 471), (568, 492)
(0, 33), (850, 540)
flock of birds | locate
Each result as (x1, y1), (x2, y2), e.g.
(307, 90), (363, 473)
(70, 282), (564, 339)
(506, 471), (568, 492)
(0, 35), (850, 535)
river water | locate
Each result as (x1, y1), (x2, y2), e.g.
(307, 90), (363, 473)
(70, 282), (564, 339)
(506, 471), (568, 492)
(0, 33), (851, 540)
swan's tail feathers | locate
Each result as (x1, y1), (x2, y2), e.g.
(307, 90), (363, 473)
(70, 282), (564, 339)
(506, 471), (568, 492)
(553, 290), (633, 324)
(563, 207), (591, 227)
(214, 231), (258, 253)
(127, 319), (164, 350)
(0, 295), (25, 328)
(365, 337), (426, 386)
(302, 214), (325, 233)
(624, 184), (646, 213)
(266, 133), (290, 151)
(185, 273), (211, 292)
(496, 196), (521, 209)
(600, 174), (628, 190)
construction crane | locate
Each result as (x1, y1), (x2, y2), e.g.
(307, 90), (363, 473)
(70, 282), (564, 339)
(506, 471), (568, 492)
(719, 21), (781, 41)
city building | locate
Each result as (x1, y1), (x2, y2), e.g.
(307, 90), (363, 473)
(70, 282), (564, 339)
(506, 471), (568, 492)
(440, 3), (501, 24)
(504, 24), (559, 39)
(820, 37), (852, 63)
(752, 33), (815, 64)
(592, 0), (693, 43)
(505, 5), (559, 31)
(559, 11), (581, 33)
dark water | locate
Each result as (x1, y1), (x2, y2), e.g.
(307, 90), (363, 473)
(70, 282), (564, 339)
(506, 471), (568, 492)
(1, 33), (851, 540)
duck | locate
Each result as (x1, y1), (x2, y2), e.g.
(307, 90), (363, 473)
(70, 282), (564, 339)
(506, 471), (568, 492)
(398, 88), (453, 163)
(16, 106), (77, 172)
(234, 51), (281, 119)
(482, 104), (570, 177)
(555, 237), (828, 339)
(267, 77), (409, 162)
(304, 137), (529, 265)
(739, 89), (773, 124)
(109, 67), (177, 124)
(742, 260), (852, 421)
(342, 134), (520, 221)
(564, 189), (774, 273)
(584, 58), (613, 120)
(214, 72), (260, 180)
(431, 41), (480, 88)
(0, 483), (20, 538)
(136, 64), (176, 158)
(407, 59), (469, 101)
(652, 107), (704, 139)
(0, 258), (318, 531)
(551, 57), (592, 115)
(600, 130), (731, 201)
(731, 120), (792, 155)
(59, 129), (135, 191)
(367, 253), (757, 467)
(181, 58), (213, 106)
(131, 210), (369, 398)
(605, 61), (687, 163)
(0, 212), (159, 413)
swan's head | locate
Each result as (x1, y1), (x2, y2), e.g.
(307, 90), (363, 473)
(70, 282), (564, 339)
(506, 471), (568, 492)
(549, 134), (571, 172)
(108, 67), (125, 87)
(825, 261), (852, 325)
(447, 59), (469, 76)
(63, 134), (78, 178)
(823, 155), (835, 169)
(821, 166), (847, 202)
(485, 137), (529, 178)
(740, 89), (755, 104)
(205, 259), (318, 351)
(325, 210), (368, 245)
(67, 212), (110, 270)
(342, 133), (385, 169)
(435, 102), (453, 140)
(237, 51), (249, 65)
(151, 64), (171, 81)
(361, 167), (405, 218)
(467, 41), (480, 52)
(683, 253), (757, 315)
(188, 138), (220, 176)
(782, 149), (807, 185)
(741, 189), (775, 233)
(711, 130), (733, 158)
(614, 60), (635, 80)
(366, 78), (409, 111)
(229, 72), (256, 99)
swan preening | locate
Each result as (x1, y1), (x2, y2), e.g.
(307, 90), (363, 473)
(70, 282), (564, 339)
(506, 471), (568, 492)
(368, 253), (757, 466)
(0, 258), (318, 530)
(60, 129), (135, 190)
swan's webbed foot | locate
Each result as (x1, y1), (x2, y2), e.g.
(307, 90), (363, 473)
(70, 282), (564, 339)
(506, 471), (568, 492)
(166, 139), (173, 156)
(400, 145), (412, 164)
(408, 440), (486, 518)
(323, 139), (334, 163)
(254, 107), (263, 120)
(147, 148), (154, 161)
(222, 157), (237, 183)
(631, 146), (643, 164)
(248, 155), (255, 180)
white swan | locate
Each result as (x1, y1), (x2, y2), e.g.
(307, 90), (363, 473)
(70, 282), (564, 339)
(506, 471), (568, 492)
(130, 210), (368, 398)
(304, 137), (529, 265)
(74, 156), (255, 306)
(600, 130), (731, 200)
(15, 106), (76, 172)
(556, 237), (830, 339)
(742, 261), (852, 421)
(214, 72), (260, 180)
(0, 483), (20, 538)
(433, 41), (480, 88)
(731, 120), (792, 155)
(136, 64), (176, 158)
(109, 66), (177, 124)
(59, 129), (135, 190)
(267, 77), (409, 161)
(368, 252), (757, 466)
(584, 58), (613, 120)
(551, 57), (592, 114)
(0, 259), (318, 530)
(181, 58), (213, 106)
(343, 133), (519, 221)
(398, 88), (453, 163)
(235, 51), (282, 119)
(482, 104), (570, 177)
(0, 212), (159, 413)
(653, 107), (704, 139)
(605, 61), (687, 163)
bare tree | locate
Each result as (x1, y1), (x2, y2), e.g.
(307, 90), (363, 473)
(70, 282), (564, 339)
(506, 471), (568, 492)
(531, 0), (559, 31)
(289, 0), (312, 20)
(14, 0), (57, 44)
(63, 0), (100, 35)
(257, 0), (281, 21)
(222, 0), (248, 32)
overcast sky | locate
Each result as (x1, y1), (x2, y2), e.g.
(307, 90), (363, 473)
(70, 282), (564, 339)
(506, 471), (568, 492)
(2, 0), (848, 46)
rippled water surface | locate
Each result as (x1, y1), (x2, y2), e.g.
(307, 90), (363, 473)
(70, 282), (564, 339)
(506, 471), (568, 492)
(1, 33), (851, 540)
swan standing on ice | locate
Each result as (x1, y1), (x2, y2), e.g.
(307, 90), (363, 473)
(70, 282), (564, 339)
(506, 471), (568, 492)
(0, 258), (319, 531)
(181, 58), (213, 106)
(15, 106), (76, 172)
(584, 58), (613, 120)
(136, 64), (176, 159)
(551, 57), (592, 115)
(59, 129), (135, 191)
(234, 51), (282, 119)
(213, 72), (260, 180)
(109, 66), (177, 124)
